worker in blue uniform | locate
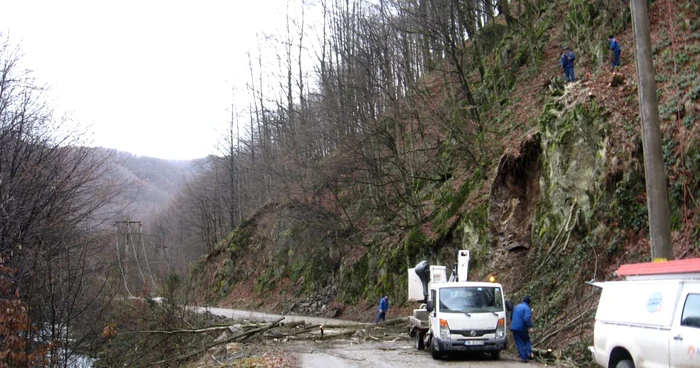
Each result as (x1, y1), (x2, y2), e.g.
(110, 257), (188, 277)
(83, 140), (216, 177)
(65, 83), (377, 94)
(561, 47), (576, 83)
(375, 295), (389, 324)
(511, 296), (533, 362)
(609, 35), (621, 68)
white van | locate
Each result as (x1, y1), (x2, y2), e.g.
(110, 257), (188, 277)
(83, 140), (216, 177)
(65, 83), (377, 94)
(589, 259), (700, 368)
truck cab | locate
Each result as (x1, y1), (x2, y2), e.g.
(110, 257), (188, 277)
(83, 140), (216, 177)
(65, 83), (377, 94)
(407, 251), (507, 359)
(589, 258), (700, 368)
(427, 281), (507, 358)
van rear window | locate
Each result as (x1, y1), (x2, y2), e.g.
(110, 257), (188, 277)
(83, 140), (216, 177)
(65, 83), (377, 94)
(681, 294), (700, 328)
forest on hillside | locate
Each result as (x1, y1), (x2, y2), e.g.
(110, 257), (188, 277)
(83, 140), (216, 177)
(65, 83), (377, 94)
(152, 0), (610, 265)
(2, 0), (700, 366)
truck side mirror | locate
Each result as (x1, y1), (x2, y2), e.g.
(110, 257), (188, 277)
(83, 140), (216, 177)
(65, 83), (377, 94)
(426, 300), (434, 312)
(505, 299), (514, 312)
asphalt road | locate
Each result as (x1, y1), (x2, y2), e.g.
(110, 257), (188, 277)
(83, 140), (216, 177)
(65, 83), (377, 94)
(296, 340), (554, 368)
(193, 306), (556, 367)
(190, 306), (363, 326)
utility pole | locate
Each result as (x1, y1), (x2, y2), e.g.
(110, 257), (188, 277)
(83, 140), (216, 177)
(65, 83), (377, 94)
(630, 0), (672, 261)
(115, 220), (148, 296)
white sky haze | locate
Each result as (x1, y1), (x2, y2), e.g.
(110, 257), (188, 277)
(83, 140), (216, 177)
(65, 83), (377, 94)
(1, 0), (295, 160)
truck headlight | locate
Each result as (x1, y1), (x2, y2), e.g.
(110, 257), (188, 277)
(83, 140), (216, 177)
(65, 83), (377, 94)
(439, 318), (451, 340)
(496, 318), (505, 338)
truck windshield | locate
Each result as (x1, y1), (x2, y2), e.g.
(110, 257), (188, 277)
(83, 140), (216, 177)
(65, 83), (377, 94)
(439, 286), (503, 314)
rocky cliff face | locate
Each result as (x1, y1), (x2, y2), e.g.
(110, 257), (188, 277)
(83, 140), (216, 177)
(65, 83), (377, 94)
(189, 202), (350, 311)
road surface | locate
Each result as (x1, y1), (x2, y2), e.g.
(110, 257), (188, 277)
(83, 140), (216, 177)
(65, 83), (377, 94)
(295, 340), (554, 368)
(190, 306), (363, 326)
(193, 306), (556, 367)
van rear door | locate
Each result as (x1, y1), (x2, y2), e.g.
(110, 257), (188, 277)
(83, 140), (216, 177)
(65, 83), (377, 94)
(669, 283), (700, 368)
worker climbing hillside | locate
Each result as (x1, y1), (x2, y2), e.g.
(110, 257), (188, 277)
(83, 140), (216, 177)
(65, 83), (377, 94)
(608, 34), (622, 68)
(560, 47), (576, 84)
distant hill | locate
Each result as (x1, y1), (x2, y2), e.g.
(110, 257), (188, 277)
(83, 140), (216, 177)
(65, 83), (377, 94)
(93, 148), (200, 223)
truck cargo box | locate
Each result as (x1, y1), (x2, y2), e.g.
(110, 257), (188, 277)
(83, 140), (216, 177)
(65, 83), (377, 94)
(408, 265), (446, 302)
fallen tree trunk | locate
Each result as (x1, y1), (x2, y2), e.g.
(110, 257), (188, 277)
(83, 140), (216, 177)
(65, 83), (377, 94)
(145, 317), (285, 367)
(283, 328), (360, 341)
(318, 323), (368, 329)
(288, 324), (322, 336)
(124, 325), (235, 335)
(317, 329), (357, 340)
(240, 319), (285, 342)
(383, 317), (408, 326)
(281, 320), (306, 328)
(263, 325), (316, 338)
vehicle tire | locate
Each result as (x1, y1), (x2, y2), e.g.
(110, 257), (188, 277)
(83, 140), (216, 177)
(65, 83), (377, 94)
(615, 359), (634, 368)
(490, 351), (500, 360)
(430, 336), (442, 360)
(416, 330), (425, 350)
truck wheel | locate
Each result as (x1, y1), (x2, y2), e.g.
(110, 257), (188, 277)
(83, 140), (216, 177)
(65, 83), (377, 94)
(416, 331), (425, 350)
(430, 336), (442, 360)
(489, 351), (500, 360)
(615, 360), (634, 368)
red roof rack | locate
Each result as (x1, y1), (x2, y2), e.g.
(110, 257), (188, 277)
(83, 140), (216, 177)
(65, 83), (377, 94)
(617, 258), (700, 277)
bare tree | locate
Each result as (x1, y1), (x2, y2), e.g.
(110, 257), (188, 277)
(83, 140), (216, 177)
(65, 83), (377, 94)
(1, 34), (123, 367)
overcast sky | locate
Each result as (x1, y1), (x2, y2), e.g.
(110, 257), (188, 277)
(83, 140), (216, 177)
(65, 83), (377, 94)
(1, 0), (297, 160)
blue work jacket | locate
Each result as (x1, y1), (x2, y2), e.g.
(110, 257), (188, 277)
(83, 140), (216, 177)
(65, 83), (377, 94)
(510, 302), (532, 331)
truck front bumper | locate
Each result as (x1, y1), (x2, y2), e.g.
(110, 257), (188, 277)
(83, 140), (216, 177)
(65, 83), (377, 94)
(433, 336), (506, 352)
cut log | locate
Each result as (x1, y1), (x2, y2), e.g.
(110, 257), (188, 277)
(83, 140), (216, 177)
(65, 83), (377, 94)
(281, 320), (306, 328)
(532, 347), (556, 360)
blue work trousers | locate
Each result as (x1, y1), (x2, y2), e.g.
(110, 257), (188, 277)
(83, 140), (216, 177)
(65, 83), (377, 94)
(612, 49), (621, 67)
(512, 329), (532, 361)
(564, 66), (575, 83)
(374, 311), (386, 324)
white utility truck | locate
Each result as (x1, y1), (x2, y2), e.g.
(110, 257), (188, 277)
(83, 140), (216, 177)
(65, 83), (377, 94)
(407, 250), (508, 360)
(589, 258), (700, 368)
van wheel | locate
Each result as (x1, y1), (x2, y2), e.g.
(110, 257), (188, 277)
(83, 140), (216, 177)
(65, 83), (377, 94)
(430, 337), (442, 360)
(416, 331), (424, 350)
(489, 351), (500, 360)
(615, 359), (634, 368)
